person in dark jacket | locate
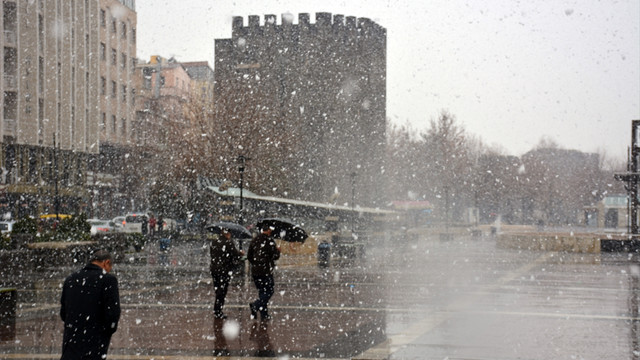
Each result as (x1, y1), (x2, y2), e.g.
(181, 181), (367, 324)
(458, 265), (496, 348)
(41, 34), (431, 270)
(210, 228), (244, 319)
(247, 226), (280, 320)
(60, 249), (120, 360)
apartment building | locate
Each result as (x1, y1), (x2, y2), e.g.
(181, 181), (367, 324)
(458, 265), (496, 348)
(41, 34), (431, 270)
(0, 0), (136, 217)
(134, 55), (192, 147)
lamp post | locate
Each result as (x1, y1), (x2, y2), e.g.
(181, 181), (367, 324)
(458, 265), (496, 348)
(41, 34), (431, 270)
(350, 172), (356, 233)
(53, 134), (60, 221)
(237, 155), (250, 224)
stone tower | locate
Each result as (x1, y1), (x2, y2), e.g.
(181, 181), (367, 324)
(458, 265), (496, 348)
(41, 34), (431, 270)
(214, 12), (386, 207)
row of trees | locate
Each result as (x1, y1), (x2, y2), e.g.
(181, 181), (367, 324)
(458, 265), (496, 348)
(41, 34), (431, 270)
(385, 110), (625, 225)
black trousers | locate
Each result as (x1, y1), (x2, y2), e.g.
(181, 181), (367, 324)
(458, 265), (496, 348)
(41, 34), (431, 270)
(251, 274), (275, 316)
(212, 273), (231, 316)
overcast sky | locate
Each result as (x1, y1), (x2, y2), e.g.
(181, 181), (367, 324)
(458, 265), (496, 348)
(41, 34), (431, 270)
(136, 0), (639, 161)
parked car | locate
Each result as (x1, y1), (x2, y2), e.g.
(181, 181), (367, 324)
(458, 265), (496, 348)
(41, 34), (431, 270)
(121, 213), (149, 233)
(0, 220), (15, 234)
(88, 219), (116, 236)
(112, 216), (126, 232)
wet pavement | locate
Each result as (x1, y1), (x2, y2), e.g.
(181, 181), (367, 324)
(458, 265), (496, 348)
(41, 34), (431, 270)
(2, 232), (640, 359)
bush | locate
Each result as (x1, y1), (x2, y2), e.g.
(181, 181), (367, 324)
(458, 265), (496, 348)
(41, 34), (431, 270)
(57, 213), (91, 234)
(0, 233), (10, 250)
(127, 233), (145, 252)
(13, 217), (38, 234)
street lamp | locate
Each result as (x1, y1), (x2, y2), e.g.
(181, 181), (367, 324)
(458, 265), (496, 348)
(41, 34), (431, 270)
(237, 155), (250, 223)
(53, 134), (60, 221)
(350, 172), (357, 233)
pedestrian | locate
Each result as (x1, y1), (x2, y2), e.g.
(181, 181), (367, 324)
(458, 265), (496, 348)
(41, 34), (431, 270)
(141, 216), (148, 236)
(149, 214), (157, 236)
(59, 249), (120, 360)
(210, 227), (244, 319)
(157, 215), (164, 234)
(247, 226), (280, 320)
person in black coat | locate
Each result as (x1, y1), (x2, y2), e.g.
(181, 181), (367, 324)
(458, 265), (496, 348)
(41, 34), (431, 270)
(210, 228), (244, 319)
(247, 226), (280, 320)
(60, 249), (121, 360)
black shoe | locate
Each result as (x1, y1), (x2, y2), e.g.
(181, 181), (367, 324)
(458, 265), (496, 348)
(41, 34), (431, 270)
(249, 303), (258, 319)
(214, 313), (227, 320)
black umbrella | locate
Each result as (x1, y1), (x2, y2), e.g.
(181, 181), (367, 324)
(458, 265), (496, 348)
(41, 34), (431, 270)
(255, 218), (308, 243)
(205, 222), (253, 239)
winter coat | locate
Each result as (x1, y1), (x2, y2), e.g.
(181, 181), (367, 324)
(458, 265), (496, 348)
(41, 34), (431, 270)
(247, 233), (280, 277)
(209, 235), (243, 276)
(60, 263), (120, 360)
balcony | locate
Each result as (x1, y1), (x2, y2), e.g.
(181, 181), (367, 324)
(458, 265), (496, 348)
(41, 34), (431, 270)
(3, 118), (16, 137)
(3, 74), (16, 89)
(3, 30), (16, 46)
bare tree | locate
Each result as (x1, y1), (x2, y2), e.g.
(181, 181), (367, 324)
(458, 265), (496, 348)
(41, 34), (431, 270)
(418, 110), (472, 222)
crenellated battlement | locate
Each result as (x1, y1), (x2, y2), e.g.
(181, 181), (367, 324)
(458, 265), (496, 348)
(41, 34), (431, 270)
(231, 12), (385, 34)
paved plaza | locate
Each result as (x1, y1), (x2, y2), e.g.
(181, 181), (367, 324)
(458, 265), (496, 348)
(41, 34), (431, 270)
(2, 232), (640, 359)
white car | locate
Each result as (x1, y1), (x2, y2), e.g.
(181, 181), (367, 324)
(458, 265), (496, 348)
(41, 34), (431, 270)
(88, 219), (116, 235)
(0, 220), (15, 234)
(121, 213), (149, 233)
(112, 216), (126, 232)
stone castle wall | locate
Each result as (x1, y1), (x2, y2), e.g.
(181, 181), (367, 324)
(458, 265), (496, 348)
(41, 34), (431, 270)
(214, 12), (387, 206)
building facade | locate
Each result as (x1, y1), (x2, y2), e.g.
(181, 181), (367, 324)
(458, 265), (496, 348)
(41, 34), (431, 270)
(214, 12), (387, 207)
(0, 0), (137, 218)
(130, 55), (216, 218)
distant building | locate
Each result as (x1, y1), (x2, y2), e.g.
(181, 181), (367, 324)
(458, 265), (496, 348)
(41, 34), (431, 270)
(582, 195), (628, 229)
(0, 0), (137, 217)
(521, 147), (601, 225)
(128, 56), (214, 216)
(182, 61), (214, 102)
(134, 55), (192, 147)
(214, 12), (387, 207)
(134, 55), (215, 147)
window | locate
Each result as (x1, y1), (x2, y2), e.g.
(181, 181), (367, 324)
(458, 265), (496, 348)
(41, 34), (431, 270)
(121, 118), (126, 137)
(101, 112), (106, 130)
(100, 43), (106, 61)
(100, 76), (106, 95)
(132, 28), (136, 44)
(111, 80), (116, 97)
(111, 115), (116, 133)
(111, 48), (116, 65)
(131, 88), (135, 106)
(121, 22), (127, 39)
(122, 85), (127, 102)
(121, 53), (127, 70)
(143, 67), (152, 89)
(111, 18), (116, 33)
(100, 9), (106, 27)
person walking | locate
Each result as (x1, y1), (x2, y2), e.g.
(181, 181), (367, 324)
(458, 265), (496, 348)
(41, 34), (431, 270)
(149, 214), (157, 236)
(247, 226), (280, 320)
(60, 249), (121, 360)
(210, 228), (244, 319)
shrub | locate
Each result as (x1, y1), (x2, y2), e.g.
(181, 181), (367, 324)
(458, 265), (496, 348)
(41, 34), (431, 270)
(12, 216), (38, 234)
